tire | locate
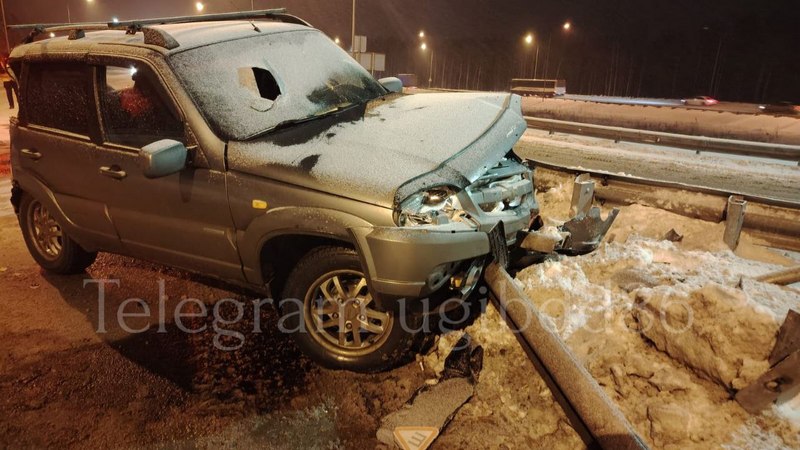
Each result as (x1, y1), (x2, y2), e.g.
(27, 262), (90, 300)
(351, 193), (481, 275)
(280, 246), (421, 373)
(18, 193), (97, 274)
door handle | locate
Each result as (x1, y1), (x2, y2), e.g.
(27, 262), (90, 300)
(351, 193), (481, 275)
(20, 148), (42, 160)
(99, 165), (127, 180)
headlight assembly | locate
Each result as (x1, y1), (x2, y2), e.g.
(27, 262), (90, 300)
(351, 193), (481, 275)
(396, 186), (466, 227)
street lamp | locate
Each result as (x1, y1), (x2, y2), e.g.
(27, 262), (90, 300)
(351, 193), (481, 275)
(334, 37), (341, 46)
(523, 33), (539, 79)
(563, 22), (571, 31)
(195, 2), (204, 12)
(66, 0), (95, 24)
(420, 42), (434, 88)
(351, 0), (356, 54)
(419, 30), (425, 38)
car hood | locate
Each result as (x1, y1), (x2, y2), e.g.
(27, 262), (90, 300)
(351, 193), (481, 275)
(227, 92), (527, 208)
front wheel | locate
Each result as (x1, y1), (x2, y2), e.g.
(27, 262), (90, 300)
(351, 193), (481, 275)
(18, 193), (97, 274)
(280, 246), (420, 372)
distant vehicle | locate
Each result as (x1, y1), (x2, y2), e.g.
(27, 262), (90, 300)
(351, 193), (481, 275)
(510, 78), (566, 97)
(758, 101), (799, 115)
(682, 96), (719, 106)
(396, 73), (418, 88)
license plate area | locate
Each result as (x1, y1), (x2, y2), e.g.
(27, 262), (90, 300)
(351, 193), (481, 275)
(488, 221), (509, 269)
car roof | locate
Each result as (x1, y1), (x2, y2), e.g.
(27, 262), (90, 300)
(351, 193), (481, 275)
(10, 20), (313, 59)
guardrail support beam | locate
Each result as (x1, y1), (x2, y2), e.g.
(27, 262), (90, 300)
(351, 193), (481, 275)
(724, 195), (747, 250)
(570, 173), (595, 218)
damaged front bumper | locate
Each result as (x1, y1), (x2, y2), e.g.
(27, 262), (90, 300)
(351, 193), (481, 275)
(351, 171), (617, 306)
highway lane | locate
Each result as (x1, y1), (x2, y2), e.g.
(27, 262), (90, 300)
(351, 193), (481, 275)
(562, 94), (764, 115)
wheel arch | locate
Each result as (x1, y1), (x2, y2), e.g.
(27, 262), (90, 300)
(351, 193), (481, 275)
(258, 232), (355, 300)
(237, 206), (376, 295)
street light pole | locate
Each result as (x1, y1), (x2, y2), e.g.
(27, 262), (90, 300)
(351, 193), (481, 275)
(428, 49), (434, 88)
(351, 0), (356, 54)
(0, 0), (9, 53)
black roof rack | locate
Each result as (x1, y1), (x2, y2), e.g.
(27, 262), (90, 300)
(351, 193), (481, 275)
(7, 8), (311, 49)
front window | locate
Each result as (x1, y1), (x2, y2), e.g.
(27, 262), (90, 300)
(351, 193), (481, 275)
(169, 30), (387, 141)
(99, 64), (185, 148)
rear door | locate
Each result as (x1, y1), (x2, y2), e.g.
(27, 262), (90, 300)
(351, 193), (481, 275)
(89, 58), (243, 280)
(13, 60), (121, 251)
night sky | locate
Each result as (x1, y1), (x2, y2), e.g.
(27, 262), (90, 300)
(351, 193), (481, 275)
(3, 0), (799, 102)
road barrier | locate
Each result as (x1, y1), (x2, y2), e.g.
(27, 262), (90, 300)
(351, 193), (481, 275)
(533, 165), (800, 252)
(525, 116), (800, 163)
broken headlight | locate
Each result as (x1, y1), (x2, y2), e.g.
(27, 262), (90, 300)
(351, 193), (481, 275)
(396, 187), (466, 227)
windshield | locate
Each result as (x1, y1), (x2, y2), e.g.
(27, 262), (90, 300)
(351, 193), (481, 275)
(170, 30), (386, 141)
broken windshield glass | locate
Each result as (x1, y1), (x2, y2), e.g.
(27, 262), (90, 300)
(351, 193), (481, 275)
(169, 30), (386, 141)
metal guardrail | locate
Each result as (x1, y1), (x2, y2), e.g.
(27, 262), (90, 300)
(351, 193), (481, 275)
(486, 262), (650, 450)
(533, 165), (800, 252)
(525, 116), (800, 163)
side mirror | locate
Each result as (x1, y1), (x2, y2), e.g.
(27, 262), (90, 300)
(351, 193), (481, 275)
(378, 77), (403, 94)
(140, 139), (187, 178)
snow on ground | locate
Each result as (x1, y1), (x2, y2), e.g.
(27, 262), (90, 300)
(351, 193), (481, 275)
(522, 98), (800, 145)
(426, 175), (799, 449)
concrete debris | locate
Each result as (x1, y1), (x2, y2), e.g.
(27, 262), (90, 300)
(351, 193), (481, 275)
(661, 228), (683, 242)
(377, 335), (483, 449)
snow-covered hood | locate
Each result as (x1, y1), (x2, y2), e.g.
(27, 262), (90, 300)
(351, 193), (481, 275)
(227, 92), (527, 208)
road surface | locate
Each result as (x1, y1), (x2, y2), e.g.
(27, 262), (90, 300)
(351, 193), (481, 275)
(562, 94), (765, 115)
(517, 129), (800, 203)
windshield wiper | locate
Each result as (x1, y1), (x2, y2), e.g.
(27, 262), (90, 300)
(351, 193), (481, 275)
(248, 102), (361, 140)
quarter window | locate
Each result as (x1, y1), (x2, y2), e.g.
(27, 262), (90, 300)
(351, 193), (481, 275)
(26, 62), (90, 135)
(100, 64), (184, 148)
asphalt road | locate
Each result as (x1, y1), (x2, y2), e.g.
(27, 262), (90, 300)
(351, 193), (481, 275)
(517, 129), (800, 203)
(562, 94), (765, 115)
(0, 202), (429, 448)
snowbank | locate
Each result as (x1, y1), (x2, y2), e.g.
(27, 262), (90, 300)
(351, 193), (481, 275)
(428, 179), (799, 449)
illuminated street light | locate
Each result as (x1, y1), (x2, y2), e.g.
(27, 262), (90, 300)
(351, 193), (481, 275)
(420, 42), (427, 51)
(524, 33), (534, 45)
(563, 22), (571, 31)
(111, 17), (119, 23)
(419, 30), (425, 38)
(334, 37), (341, 45)
(195, 2), (204, 12)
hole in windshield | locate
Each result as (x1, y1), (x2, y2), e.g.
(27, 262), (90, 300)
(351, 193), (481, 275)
(253, 68), (280, 101)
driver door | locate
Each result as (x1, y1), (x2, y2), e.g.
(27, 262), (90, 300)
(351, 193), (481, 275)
(90, 59), (243, 280)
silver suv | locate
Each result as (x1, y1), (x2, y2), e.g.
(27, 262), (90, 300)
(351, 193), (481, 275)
(8, 10), (537, 372)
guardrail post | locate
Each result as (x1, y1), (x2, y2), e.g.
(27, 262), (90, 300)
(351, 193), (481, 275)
(570, 174), (594, 218)
(724, 195), (747, 250)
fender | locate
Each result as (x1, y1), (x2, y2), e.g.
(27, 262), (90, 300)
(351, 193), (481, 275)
(237, 206), (374, 284)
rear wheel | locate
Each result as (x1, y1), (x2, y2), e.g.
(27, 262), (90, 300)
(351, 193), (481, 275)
(19, 194), (97, 274)
(280, 246), (420, 372)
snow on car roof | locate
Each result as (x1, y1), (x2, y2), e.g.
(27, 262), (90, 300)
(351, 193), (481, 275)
(12, 20), (310, 56)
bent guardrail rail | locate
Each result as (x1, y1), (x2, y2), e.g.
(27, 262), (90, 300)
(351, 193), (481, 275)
(485, 262), (650, 450)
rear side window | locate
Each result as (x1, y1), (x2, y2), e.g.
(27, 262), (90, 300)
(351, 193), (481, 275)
(99, 64), (184, 148)
(25, 62), (90, 135)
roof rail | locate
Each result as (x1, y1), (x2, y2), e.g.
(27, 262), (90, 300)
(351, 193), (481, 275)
(7, 8), (311, 48)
